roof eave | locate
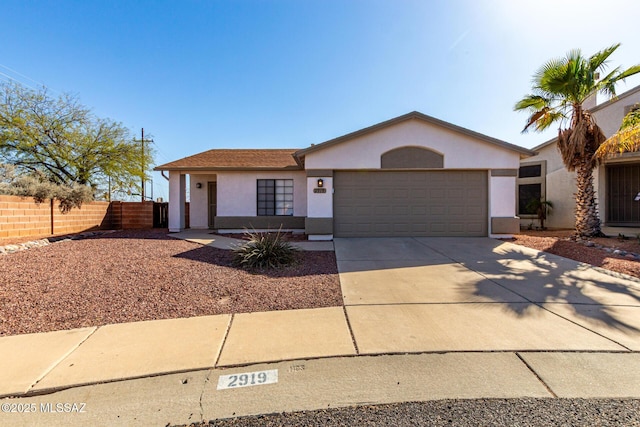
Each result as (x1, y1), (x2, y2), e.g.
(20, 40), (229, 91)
(153, 165), (303, 172)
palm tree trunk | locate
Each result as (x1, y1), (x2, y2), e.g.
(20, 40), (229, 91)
(574, 159), (603, 237)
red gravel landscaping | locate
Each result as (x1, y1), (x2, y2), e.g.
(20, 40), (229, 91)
(0, 229), (341, 336)
(506, 230), (640, 279)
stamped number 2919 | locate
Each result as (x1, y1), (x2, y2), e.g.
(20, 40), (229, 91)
(217, 369), (278, 390)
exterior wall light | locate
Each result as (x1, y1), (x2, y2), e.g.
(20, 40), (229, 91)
(317, 178), (324, 188)
(196, 183), (202, 189)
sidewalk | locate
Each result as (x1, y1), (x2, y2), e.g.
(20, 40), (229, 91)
(2, 306), (639, 398)
(0, 309), (639, 426)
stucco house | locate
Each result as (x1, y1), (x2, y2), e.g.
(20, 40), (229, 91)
(156, 111), (535, 240)
(518, 85), (640, 230)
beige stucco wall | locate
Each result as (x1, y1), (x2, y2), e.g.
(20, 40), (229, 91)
(215, 171), (307, 217)
(490, 175), (517, 217)
(593, 88), (640, 137)
(520, 144), (577, 229)
(306, 177), (333, 218)
(304, 119), (521, 170)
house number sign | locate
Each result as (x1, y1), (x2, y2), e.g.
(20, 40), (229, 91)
(217, 369), (278, 390)
(313, 188), (327, 193)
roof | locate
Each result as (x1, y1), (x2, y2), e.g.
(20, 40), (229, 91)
(154, 149), (301, 171)
(531, 84), (640, 152)
(293, 111), (535, 160)
(156, 111), (535, 171)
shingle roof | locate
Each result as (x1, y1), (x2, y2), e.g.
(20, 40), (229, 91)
(154, 149), (301, 171)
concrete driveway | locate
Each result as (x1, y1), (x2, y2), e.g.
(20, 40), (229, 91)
(335, 237), (640, 354)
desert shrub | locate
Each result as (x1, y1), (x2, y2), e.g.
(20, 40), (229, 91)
(0, 163), (93, 212)
(232, 228), (298, 270)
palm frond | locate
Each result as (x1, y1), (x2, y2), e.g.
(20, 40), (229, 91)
(621, 109), (640, 129)
(596, 125), (640, 157)
(535, 110), (565, 132)
(614, 64), (640, 81)
(588, 43), (620, 72)
(533, 58), (567, 89)
(557, 111), (605, 170)
(514, 94), (549, 112)
(595, 110), (640, 158)
(521, 108), (549, 133)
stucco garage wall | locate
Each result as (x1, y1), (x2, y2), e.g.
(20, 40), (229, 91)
(303, 118), (522, 236)
(307, 177), (333, 217)
(304, 119), (520, 170)
(216, 171), (307, 217)
(490, 175), (516, 217)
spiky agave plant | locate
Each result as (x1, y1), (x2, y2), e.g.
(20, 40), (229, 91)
(232, 226), (298, 270)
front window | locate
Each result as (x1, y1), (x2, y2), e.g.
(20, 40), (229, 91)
(517, 161), (546, 216)
(257, 179), (293, 216)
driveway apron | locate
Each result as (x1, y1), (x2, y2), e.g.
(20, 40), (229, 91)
(335, 237), (640, 354)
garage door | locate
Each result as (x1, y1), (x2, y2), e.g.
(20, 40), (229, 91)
(333, 171), (487, 237)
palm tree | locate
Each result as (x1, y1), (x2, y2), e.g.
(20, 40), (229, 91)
(515, 44), (640, 237)
(596, 109), (640, 157)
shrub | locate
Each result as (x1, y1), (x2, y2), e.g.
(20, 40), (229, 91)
(0, 163), (93, 212)
(232, 228), (298, 270)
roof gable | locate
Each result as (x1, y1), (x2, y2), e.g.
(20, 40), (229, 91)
(294, 111), (534, 161)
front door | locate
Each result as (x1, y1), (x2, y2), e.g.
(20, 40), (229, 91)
(208, 182), (217, 228)
(607, 164), (640, 225)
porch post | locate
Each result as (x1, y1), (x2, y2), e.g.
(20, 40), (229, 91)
(169, 171), (186, 232)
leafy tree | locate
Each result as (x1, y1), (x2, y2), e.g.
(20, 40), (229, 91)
(515, 44), (640, 237)
(0, 81), (154, 202)
(596, 108), (640, 157)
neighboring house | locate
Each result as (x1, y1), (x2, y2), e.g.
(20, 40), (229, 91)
(155, 111), (534, 240)
(518, 85), (640, 229)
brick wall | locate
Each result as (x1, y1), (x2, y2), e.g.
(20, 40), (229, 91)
(52, 200), (111, 235)
(0, 195), (111, 240)
(0, 195), (51, 239)
(0, 195), (162, 241)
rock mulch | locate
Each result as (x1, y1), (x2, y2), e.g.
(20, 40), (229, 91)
(0, 231), (116, 255)
(508, 230), (640, 279)
(0, 229), (341, 336)
(571, 235), (640, 261)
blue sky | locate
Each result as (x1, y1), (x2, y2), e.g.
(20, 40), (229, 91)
(2, 0), (640, 200)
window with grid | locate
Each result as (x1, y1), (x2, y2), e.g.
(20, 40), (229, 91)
(257, 179), (294, 216)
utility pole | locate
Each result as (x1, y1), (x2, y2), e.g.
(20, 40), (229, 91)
(133, 128), (154, 202)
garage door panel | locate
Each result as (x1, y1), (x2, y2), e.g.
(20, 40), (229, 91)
(334, 171), (487, 237)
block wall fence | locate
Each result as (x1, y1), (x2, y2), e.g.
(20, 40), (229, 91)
(0, 195), (190, 241)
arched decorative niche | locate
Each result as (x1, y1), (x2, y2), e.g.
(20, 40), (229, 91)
(381, 146), (444, 169)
